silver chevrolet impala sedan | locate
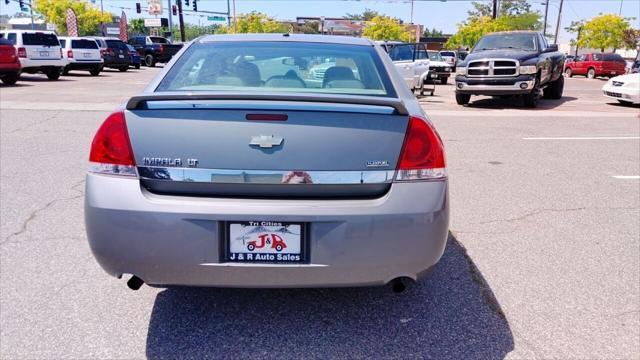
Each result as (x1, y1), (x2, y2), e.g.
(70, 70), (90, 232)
(85, 34), (449, 292)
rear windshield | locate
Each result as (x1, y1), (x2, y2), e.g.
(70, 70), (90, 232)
(22, 33), (59, 46)
(157, 41), (394, 97)
(59, 39), (66, 48)
(150, 37), (169, 44)
(72, 39), (98, 49)
(106, 40), (127, 49)
(602, 53), (625, 63)
(440, 51), (455, 56)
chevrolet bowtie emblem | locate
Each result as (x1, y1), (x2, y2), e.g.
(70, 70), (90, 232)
(249, 135), (284, 148)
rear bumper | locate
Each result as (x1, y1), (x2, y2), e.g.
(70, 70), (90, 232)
(65, 61), (103, 70)
(20, 58), (64, 70)
(85, 173), (449, 288)
(455, 75), (535, 95)
(0, 63), (21, 73)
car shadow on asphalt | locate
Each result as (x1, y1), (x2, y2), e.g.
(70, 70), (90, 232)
(467, 96), (578, 110)
(17, 75), (75, 82)
(145, 233), (513, 359)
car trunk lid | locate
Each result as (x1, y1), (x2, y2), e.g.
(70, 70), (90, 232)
(125, 94), (409, 198)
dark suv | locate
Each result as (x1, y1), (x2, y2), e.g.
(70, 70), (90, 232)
(87, 37), (131, 72)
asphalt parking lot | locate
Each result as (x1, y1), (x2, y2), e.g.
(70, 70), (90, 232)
(1, 68), (638, 359)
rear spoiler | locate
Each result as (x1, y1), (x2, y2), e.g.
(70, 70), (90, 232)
(125, 92), (409, 115)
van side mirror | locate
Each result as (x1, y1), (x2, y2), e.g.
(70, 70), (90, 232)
(544, 44), (558, 53)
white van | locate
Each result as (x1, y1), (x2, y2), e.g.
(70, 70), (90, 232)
(0, 30), (64, 80)
(59, 37), (103, 76)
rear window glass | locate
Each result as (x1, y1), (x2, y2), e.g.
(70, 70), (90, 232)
(59, 39), (66, 47)
(157, 41), (394, 97)
(440, 51), (455, 56)
(150, 37), (169, 44)
(72, 39), (98, 49)
(388, 44), (415, 61)
(22, 33), (59, 46)
(106, 40), (127, 49)
(603, 53), (624, 62)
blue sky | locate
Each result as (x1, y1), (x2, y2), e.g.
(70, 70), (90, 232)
(1, 0), (638, 44)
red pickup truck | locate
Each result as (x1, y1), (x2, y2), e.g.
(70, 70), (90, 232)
(564, 53), (626, 79)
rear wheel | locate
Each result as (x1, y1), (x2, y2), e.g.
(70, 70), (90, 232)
(118, 66), (128, 72)
(455, 93), (471, 105)
(587, 68), (596, 79)
(145, 54), (156, 67)
(134, 64), (140, 69)
(62, 67), (70, 76)
(543, 75), (564, 99)
(89, 67), (101, 76)
(1, 73), (18, 85)
(440, 77), (448, 85)
(46, 67), (61, 80)
(564, 68), (573, 77)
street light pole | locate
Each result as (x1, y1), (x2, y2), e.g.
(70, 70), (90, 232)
(176, 0), (185, 42)
(542, 1), (549, 37)
(29, 0), (34, 30)
(492, 0), (498, 19)
(167, 0), (173, 40)
(553, 0), (563, 45)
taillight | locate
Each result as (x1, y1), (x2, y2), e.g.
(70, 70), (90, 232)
(89, 111), (137, 177)
(395, 116), (446, 181)
(17, 47), (26, 58)
(67, 49), (73, 58)
(100, 48), (106, 58)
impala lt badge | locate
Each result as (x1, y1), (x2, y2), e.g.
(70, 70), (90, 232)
(250, 135), (284, 148)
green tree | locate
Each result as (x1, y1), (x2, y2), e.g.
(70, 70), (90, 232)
(297, 21), (319, 34)
(362, 16), (413, 42)
(34, 0), (112, 36)
(130, 18), (148, 36)
(578, 14), (632, 52)
(468, 0), (533, 19)
(446, 13), (541, 49)
(216, 12), (290, 34)
(423, 27), (444, 38)
(345, 8), (381, 21)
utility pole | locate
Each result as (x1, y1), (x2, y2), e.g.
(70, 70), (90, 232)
(410, 0), (414, 24)
(574, 26), (582, 56)
(29, 0), (34, 30)
(176, 0), (185, 42)
(542, 1), (549, 37)
(227, 0), (231, 26)
(618, 0), (623, 15)
(491, 0), (498, 19)
(553, 0), (563, 45)
(167, 0), (173, 41)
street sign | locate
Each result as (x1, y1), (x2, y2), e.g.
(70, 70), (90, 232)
(207, 16), (227, 22)
(105, 27), (120, 35)
(144, 18), (162, 27)
(147, 0), (163, 15)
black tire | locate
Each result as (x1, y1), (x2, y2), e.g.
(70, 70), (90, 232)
(275, 245), (283, 252)
(455, 93), (471, 105)
(46, 68), (60, 80)
(62, 67), (70, 76)
(118, 66), (128, 72)
(543, 75), (564, 100)
(564, 68), (573, 77)
(440, 77), (448, 85)
(1, 73), (18, 85)
(89, 68), (101, 76)
(247, 244), (255, 251)
(135, 64), (140, 69)
(587, 68), (596, 79)
(145, 54), (156, 67)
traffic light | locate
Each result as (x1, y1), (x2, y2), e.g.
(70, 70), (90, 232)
(172, 5), (177, 16)
(184, 0), (189, 6)
(135, 2), (141, 13)
(192, 0), (197, 11)
(18, 0), (24, 8)
(4, 0), (9, 5)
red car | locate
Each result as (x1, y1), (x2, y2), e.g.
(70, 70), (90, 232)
(0, 38), (21, 85)
(564, 52), (626, 79)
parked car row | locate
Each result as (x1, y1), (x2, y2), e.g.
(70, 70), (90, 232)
(0, 30), (181, 85)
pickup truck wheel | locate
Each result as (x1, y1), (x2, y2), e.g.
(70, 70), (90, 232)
(118, 66), (128, 72)
(145, 54), (156, 67)
(89, 68), (101, 76)
(46, 68), (61, 80)
(440, 77), (448, 85)
(587, 68), (596, 79)
(543, 75), (564, 100)
(455, 93), (471, 105)
(135, 64), (140, 69)
(564, 68), (573, 77)
(523, 78), (540, 108)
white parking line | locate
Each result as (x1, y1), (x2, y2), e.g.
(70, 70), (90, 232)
(523, 136), (640, 140)
(612, 176), (640, 180)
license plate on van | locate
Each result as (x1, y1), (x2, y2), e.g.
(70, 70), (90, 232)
(225, 221), (306, 263)
(39, 51), (49, 57)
